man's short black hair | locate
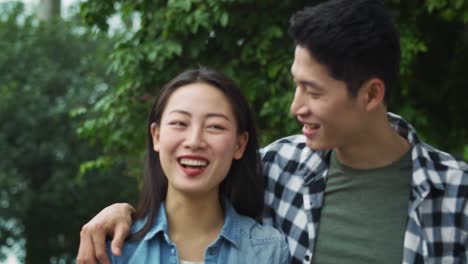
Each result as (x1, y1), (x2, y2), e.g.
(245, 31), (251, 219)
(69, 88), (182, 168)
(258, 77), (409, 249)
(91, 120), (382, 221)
(289, 0), (400, 103)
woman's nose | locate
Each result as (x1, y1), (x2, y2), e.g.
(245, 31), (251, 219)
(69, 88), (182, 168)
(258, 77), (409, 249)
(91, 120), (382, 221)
(184, 126), (206, 150)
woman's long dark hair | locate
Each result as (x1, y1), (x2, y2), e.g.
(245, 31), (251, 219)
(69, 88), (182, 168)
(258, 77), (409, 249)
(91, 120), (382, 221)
(129, 67), (264, 240)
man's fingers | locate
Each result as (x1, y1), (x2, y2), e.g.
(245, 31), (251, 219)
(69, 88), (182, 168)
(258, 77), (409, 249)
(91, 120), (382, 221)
(90, 225), (111, 264)
(76, 225), (97, 264)
(76, 203), (135, 263)
(111, 223), (130, 256)
(110, 203), (134, 256)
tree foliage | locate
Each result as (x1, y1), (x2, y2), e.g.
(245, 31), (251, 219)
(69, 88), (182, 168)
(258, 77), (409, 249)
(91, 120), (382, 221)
(2, 0), (466, 262)
(78, 0), (468, 170)
(0, 2), (137, 263)
(388, 0), (468, 157)
(77, 0), (308, 173)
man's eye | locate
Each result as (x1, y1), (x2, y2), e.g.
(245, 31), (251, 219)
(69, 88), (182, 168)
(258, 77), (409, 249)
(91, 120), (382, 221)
(208, 125), (225, 130)
(305, 89), (321, 98)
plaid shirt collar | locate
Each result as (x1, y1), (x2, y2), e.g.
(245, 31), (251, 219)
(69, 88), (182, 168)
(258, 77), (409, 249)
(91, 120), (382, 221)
(261, 112), (468, 263)
(298, 113), (455, 193)
(299, 112), (447, 191)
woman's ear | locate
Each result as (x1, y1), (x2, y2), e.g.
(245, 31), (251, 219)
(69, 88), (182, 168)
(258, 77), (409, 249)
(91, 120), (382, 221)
(150, 123), (160, 152)
(233, 132), (249, 160)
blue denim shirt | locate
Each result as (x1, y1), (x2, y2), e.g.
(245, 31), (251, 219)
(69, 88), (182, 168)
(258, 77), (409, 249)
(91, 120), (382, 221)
(107, 201), (290, 264)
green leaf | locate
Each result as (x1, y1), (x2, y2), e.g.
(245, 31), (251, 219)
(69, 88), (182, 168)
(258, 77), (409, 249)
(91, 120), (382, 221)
(220, 12), (229, 27)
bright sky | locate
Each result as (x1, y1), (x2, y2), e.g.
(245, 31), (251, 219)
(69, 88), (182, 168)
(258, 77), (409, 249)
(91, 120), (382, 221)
(22, 0), (77, 17)
(5, 255), (19, 264)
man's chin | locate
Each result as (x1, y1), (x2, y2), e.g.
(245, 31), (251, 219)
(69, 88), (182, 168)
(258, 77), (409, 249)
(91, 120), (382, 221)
(305, 140), (332, 151)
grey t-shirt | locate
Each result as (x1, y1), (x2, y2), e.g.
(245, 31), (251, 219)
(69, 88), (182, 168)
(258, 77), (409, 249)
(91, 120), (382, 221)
(313, 149), (412, 264)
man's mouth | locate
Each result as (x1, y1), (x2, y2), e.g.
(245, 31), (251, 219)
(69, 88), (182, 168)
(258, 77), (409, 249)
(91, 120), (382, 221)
(304, 123), (320, 129)
(302, 123), (320, 137)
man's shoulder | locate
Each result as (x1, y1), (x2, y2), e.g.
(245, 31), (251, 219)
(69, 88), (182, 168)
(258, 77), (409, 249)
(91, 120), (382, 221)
(417, 142), (468, 174)
(260, 134), (312, 160)
(414, 142), (468, 193)
(389, 112), (468, 181)
(263, 134), (307, 147)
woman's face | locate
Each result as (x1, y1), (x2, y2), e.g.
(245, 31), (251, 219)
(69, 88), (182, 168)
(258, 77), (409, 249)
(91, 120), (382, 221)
(151, 82), (248, 198)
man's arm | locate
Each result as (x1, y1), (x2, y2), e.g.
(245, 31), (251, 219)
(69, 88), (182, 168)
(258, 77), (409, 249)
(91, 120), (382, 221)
(76, 203), (135, 264)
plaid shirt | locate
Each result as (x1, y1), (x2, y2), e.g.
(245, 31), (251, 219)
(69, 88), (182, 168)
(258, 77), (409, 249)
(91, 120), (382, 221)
(261, 113), (468, 264)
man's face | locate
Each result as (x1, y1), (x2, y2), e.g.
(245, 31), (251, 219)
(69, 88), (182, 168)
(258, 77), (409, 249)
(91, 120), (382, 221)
(290, 45), (368, 151)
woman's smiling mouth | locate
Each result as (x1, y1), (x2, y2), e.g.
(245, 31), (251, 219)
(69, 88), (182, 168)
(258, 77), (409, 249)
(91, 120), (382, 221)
(178, 157), (209, 177)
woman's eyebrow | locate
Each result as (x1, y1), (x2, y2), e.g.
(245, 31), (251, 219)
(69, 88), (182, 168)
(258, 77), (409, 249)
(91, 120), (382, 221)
(205, 113), (231, 121)
(169, 110), (231, 121)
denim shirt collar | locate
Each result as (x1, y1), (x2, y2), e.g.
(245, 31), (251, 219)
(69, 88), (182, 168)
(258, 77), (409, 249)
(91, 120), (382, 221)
(139, 199), (241, 248)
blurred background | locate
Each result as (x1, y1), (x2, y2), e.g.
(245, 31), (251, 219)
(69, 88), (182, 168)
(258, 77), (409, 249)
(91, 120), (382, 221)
(1, 0), (467, 263)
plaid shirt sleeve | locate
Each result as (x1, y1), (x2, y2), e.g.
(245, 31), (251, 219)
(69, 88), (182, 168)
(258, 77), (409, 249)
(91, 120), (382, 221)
(389, 113), (468, 263)
(260, 135), (329, 264)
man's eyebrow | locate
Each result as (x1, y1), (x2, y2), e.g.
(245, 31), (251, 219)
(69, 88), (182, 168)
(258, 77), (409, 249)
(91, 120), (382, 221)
(295, 79), (325, 91)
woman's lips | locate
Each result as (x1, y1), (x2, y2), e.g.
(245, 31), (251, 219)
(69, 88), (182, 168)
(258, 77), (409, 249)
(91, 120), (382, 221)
(178, 157), (209, 177)
(181, 166), (205, 177)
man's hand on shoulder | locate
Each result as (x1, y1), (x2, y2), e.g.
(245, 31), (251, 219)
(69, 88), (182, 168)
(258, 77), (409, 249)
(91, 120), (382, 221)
(76, 203), (136, 264)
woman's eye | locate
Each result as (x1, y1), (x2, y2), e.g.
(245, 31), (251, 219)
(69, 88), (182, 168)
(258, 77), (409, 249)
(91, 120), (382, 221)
(169, 121), (186, 127)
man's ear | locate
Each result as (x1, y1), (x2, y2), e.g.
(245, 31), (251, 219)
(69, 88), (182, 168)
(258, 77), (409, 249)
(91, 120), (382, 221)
(233, 132), (249, 160)
(150, 123), (160, 152)
(359, 78), (385, 111)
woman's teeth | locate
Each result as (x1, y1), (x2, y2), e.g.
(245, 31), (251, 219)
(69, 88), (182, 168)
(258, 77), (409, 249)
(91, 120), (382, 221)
(179, 158), (208, 167)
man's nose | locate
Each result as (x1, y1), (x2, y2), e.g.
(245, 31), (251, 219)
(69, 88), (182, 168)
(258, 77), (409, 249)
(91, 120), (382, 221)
(290, 87), (307, 116)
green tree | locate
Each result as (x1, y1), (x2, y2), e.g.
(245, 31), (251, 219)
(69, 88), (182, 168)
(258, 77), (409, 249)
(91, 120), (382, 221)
(77, 0), (468, 172)
(78, 0), (311, 174)
(388, 0), (468, 158)
(0, 2), (137, 263)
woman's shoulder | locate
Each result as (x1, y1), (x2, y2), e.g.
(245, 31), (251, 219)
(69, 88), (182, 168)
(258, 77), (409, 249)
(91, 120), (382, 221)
(107, 213), (166, 263)
(233, 214), (291, 263)
(224, 201), (286, 244)
(237, 215), (286, 243)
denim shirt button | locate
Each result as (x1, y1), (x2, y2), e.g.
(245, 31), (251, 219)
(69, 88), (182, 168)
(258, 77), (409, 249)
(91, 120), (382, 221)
(208, 248), (216, 255)
(171, 248), (175, 254)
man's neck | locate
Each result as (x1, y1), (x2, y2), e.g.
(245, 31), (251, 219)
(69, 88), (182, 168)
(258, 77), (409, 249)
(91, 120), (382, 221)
(335, 116), (411, 170)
